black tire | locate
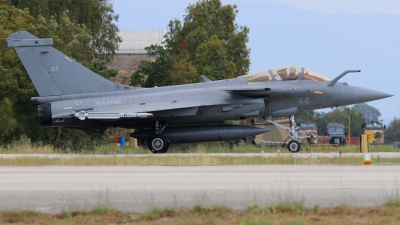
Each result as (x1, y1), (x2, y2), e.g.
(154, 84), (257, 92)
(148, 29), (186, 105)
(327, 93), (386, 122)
(287, 140), (301, 153)
(148, 134), (169, 153)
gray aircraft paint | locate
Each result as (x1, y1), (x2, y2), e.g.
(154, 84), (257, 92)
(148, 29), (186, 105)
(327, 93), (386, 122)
(6, 31), (134, 96)
(6, 31), (393, 153)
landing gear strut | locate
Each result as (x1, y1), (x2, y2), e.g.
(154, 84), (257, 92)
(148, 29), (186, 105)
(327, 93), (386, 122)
(147, 121), (169, 153)
(265, 115), (313, 153)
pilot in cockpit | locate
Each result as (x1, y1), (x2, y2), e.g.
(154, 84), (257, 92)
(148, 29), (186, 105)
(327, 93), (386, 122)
(288, 67), (299, 80)
(289, 67), (296, 76)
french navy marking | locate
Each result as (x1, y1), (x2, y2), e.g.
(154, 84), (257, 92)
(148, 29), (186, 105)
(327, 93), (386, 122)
(95, 99), (122, 106)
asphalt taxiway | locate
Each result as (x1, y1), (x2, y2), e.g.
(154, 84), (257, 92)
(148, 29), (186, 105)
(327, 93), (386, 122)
(1, 165), (399, 213)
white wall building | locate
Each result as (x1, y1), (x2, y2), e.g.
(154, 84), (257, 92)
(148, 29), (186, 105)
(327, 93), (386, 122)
(116, 30), (166, 56)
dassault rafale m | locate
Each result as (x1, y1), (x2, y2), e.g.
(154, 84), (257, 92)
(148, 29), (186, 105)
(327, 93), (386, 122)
(6, 31), (393, 153)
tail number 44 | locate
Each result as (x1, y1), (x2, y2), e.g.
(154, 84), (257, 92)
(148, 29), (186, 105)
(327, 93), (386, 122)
(298, 97), (309, 104)
(51, 66), (59, 72)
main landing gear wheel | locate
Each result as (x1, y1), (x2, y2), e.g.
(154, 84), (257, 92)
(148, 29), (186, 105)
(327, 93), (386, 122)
(287, 140), (301, 153)
(148, 134), (169, 153)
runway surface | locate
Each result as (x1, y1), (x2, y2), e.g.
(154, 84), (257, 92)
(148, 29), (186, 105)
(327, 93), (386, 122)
(1, 165), (400, 213)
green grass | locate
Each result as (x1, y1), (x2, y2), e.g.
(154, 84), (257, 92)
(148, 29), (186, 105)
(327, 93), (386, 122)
(1, 137), (399, 166)
(1, 133), (400, 154)
(386, 188), (400, 207)
(1, 137), (400, 154)
(1, 154), (400, 166)
(1, 203), (400, 225)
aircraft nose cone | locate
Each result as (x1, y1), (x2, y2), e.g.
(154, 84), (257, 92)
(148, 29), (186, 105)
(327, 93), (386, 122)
(354, 87), (393, 104)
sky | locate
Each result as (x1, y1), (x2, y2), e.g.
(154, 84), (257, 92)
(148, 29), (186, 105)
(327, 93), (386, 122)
(264, 0), (400, 14)
(112, 0), (400, 124)
(113, 0), (400, 31)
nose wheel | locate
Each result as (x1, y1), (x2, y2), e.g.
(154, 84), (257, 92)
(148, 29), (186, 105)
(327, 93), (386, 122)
(264, 115), (309, 153)
(287, 140), (301, 153)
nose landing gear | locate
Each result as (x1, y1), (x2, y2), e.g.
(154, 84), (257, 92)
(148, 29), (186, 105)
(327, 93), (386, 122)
(287, 140), (301, 153)
(265, 115), (312, 153)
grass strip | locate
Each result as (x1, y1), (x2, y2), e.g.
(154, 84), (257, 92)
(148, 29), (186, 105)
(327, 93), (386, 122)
(1, 155), (400, 166)
(2, 136), (400, 154)
(1, 203), (399, 225)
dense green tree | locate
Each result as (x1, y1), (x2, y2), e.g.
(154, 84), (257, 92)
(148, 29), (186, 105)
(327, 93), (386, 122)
(0, 4), (37, 137)
(0, 2), (118, 149)
(35, 13), (93, 66)
(296, 110), (315, 123)
(10, 0), (121, 62)
(89, 63), (118, 80)
(353, 103), (381, 121)
(0, 9), (95, 104)
(168, 60), (198, 85)
(385, 117), (400, 144)
(131, 0), (250, 87)
(0, 99), (17, 135)
(0, 4), (37, 105)
(0, 3), (96, 106)
(130, 45), (171, 87)
(316, 107), (365, 137)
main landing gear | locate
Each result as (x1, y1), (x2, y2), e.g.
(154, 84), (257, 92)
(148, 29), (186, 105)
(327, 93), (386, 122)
(147, 121), (169, 153)
(265, 115), (312, 153)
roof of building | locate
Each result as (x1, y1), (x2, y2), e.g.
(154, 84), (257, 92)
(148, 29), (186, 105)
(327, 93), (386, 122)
(117, 30), (166, 54)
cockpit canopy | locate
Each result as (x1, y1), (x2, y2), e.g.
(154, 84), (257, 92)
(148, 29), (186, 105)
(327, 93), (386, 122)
(243, 66), (332, 82)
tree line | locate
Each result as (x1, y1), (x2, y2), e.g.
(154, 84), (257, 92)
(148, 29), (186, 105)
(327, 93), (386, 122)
(130, 0), (250, 87)
(1, 0), (398, 150)
(0, 0), (251, 150)
(0, 0), (119, 150)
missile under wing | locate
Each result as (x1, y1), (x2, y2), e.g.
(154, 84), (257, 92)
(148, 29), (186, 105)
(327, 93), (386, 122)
(6, 31), (393, 153)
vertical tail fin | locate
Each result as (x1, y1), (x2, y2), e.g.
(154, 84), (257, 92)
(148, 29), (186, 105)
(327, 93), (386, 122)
(6, 31), (132, 97)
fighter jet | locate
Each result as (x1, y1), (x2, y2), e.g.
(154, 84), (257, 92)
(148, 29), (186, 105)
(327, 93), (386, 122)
(6, 31), (393, 153)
